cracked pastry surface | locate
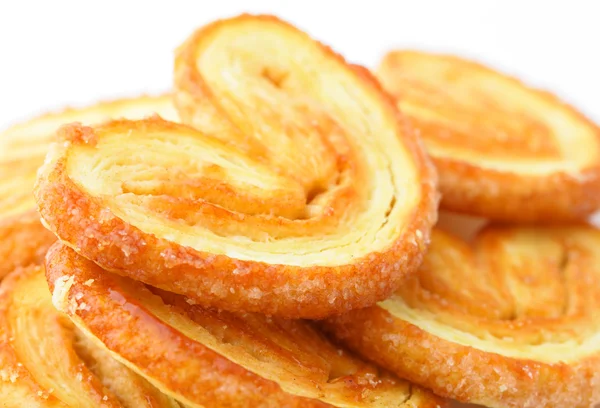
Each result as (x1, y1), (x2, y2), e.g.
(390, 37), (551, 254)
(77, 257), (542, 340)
(0, 265), (181, 407)
(0, 95), (176, 279)
(35, 15), (438, 318)
(325, 225), (600, 408)
(377, 50), (600, 222)
(44, 242), (446, 408)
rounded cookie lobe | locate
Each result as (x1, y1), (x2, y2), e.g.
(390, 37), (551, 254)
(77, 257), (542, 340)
(45, 241), (447, 408)
(377, 50), (600, 222)
(0, 265), (180, 407)
(35, 15), (438, 318)
(0, 95), (176, 279)
(325, 226), (600, 408)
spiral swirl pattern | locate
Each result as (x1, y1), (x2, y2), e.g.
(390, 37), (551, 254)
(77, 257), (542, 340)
(35, 15), (438, 318)
(377, 50), (600, 222)
(326, 226), (600, 408)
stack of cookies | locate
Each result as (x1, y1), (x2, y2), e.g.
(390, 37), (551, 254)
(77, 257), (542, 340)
(1, 14), (599, 408)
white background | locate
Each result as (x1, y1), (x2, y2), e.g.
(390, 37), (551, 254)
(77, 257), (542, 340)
(0, 0), (599, 130)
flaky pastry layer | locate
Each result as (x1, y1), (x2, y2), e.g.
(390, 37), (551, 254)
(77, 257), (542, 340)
(45, 242), (446, 408)
(377, 50), (600, 222)
(0, 266), (180, 407)
(0, 95), (176, 279)
(35, 15), (438, 318)
(325, 226), (600, 408)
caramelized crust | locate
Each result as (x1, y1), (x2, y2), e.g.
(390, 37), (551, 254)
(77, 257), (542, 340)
(0, 215), (55, 280)
(45, 242), (447, 408)
(377, 50), (600, 222)
(0, 95), (176, 279)
(0, 266), (180, 407)
(327, 226), (600, 408)
(35, 15), (438, 318)
(325, 226), (600, 407)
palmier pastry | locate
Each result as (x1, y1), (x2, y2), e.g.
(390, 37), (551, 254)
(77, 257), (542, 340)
(0, 265), (180, 407)
(45, 242), (446, 408)
(0, 95), (176, 279)
(325, 225), (600, 408)
(35, 15), (438, 318)
(377, 50), (600, 222)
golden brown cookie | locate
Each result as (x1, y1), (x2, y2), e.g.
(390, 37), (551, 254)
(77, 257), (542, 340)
(326, 226), (600, 408)
(377, 50), (600, 222)
(0, 265), (180, 407)
(35, 15), (438, 319)
(45, 241), (447, 408)
(0, 95), (176, 279)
